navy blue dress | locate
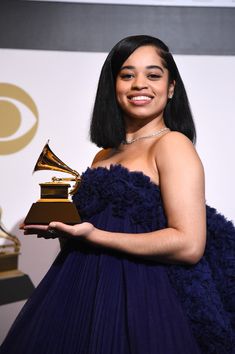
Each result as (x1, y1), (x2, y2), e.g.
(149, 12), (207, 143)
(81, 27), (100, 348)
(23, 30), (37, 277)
(1, 165), (235, 354)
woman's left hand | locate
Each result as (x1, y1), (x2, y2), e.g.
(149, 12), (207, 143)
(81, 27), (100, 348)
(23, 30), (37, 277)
(23, 222), (95, 240)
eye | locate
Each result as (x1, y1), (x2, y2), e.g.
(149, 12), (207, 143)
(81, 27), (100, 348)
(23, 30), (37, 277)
(119, 73), (134, 80)
(0, 83), (39, 155)
(147, 73), (162, 80)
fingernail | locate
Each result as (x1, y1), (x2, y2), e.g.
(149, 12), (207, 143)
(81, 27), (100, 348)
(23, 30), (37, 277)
(50, 222), (56, 228)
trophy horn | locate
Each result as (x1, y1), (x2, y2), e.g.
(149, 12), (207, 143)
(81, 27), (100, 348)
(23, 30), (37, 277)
(33, 141), (80, 194)
(24, 142), (81, 225)
(33, 141), (80, 179)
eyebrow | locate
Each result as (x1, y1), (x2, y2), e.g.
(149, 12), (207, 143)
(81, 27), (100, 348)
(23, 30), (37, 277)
(120, 65), (164, 73)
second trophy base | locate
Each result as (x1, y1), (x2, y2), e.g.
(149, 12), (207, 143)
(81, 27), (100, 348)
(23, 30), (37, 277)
(24, 201), (81, 225)
(0, 270), (35, 305)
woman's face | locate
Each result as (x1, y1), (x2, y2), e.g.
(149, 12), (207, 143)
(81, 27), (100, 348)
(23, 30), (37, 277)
(115, 45), (174, 124)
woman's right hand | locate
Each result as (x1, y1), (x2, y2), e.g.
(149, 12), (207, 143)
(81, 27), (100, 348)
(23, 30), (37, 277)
(20, 222), (96, 240)
(20, 224), (60, 239)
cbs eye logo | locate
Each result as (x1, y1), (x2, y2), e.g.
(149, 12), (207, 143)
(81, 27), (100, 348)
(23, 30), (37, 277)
(0, 83), (39, 155)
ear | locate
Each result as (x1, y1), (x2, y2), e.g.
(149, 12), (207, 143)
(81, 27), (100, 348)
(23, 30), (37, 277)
(168, 80), (175, 99)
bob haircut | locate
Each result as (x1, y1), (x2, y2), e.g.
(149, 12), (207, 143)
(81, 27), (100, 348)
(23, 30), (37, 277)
(90, 35), (196, 148)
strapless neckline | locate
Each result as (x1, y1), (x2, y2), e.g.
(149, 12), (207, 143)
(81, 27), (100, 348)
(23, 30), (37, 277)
(86, 163), (160, 191)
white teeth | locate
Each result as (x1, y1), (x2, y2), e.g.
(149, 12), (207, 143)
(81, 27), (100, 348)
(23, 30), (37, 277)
(130, 96), (151, 101)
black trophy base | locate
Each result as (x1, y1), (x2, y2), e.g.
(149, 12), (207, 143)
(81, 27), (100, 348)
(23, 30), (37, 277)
(24, 201), (81, 225)
(0, 270), (35, 305)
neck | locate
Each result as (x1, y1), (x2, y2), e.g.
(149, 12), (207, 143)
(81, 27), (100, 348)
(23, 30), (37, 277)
(125, 117), (165, 141)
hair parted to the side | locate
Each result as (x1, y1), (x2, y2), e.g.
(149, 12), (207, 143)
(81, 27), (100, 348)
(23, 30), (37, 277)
(90, 35), (196, 148)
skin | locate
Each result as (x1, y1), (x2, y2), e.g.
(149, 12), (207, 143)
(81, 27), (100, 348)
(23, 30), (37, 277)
(24, 45), (206, 265)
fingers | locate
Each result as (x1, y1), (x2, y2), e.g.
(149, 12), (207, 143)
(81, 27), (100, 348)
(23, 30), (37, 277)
(48, 222), (76, 236)
(23, 225), (48, 235)
(21, 221), (92, 240)
(24, 224), (49, 230)
(22, 223), (73, 238)
(23, 224), (52, 238)
(48, 222), (95, 239)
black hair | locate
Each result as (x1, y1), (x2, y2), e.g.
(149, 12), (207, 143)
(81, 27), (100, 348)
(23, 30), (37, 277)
(90, 35), (196, 148)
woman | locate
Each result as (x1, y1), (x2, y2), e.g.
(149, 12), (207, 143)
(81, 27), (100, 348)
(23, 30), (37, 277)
(1, 35), (234, 354)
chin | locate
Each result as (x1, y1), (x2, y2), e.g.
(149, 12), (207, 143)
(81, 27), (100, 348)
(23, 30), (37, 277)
(125, 112), (163, 122)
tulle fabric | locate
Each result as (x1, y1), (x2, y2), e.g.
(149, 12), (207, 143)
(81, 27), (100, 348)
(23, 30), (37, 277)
(1, 165), (234, 354)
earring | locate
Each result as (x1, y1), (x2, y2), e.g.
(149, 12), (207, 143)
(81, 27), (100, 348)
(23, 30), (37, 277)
(168, 93), (174, 99)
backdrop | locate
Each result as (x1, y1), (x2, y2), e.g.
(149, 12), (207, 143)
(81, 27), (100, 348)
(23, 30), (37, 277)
(0, 0), (234, 344)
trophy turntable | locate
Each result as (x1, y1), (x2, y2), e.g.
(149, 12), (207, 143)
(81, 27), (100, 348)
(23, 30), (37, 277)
(24, 142), (81, 225)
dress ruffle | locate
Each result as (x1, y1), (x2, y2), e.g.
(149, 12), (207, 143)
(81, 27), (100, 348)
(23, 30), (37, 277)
(73, 165), (166, 229)
(73, 164), (235, 354)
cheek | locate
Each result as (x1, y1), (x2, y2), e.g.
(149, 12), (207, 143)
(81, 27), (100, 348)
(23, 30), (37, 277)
(116, 85), (127, 105)
(115, 82), (122, 102)
(116, 96), (121, 107)
(115, 90), (122, 105)
(116, 80), (124, 94)
(159, 81), (169, 93)
(158, 85), (170, 102)
(115, 92), (124, 110)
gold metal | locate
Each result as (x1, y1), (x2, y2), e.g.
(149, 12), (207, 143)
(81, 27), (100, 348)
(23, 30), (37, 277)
(24, 141), (81, 225)
(0, 209), (20, 255)
(33, 141), (81, 195)
(0, 208), (20, 273)
(0, 209), (35, 304)
(37, 199), (71, 203)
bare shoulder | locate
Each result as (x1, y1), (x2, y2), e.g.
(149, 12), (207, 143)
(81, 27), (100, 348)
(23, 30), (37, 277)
(91, 148), (111, 166)
(153, 131), (204, 200)
(156, 131), (194, 151)
(155, 131), (202, 167)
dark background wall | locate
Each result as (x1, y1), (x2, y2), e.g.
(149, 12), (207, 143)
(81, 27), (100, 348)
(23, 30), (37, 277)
(0, 1), (235, 55)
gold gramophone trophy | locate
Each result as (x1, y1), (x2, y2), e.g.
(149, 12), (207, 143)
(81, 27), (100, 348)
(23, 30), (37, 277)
(0, 208), (35, 305)
(0, 210), (21, 273)
(24, 142), (81, 225)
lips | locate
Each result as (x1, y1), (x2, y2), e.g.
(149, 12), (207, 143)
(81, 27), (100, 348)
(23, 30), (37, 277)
(130, 95), (152, 101)
(128, 94), (153, 105)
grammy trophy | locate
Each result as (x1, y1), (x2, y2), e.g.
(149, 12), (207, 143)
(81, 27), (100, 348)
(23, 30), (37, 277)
(24, 142), (81, 225)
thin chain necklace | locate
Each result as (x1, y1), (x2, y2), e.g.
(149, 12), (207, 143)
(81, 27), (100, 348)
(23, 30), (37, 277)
(122, 127), (170, 145)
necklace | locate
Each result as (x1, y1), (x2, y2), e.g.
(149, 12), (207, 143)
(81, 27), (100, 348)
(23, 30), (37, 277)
(122, 127), (170, 145)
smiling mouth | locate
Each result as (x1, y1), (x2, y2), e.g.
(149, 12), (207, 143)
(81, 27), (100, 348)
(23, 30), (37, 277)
(128, 95), (153, 106)
(129, 95), (153, 101)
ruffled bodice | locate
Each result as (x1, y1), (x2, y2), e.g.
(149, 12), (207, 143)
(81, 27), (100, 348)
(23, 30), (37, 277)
(73, 164), (166, 231)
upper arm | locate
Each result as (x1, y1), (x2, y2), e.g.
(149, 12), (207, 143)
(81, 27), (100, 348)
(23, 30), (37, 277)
(156, 132), (206, 259)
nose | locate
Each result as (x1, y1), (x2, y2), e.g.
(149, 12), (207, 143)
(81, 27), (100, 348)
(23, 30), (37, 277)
(131, 74), (148, 90)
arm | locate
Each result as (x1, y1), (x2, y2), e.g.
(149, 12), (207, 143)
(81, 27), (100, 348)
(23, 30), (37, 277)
(24, 133), (206, 265)
(155, 132), (206, 264)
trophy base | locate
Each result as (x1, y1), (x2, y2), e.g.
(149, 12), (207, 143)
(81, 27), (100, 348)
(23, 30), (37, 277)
(0, 270), (35, 305)
(0, 252), (19, 272)
(24, 201), (81, 225)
